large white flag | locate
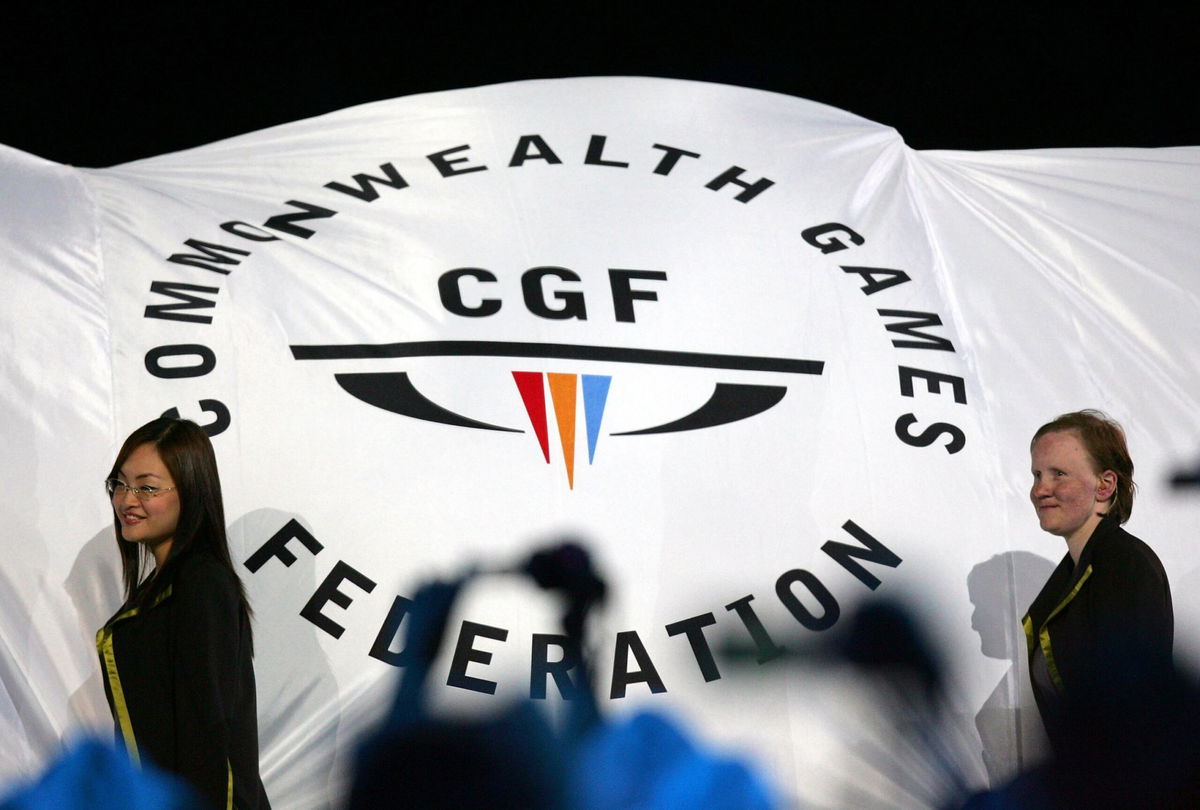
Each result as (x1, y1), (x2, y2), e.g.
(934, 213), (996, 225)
(2, 77), (1198, 808)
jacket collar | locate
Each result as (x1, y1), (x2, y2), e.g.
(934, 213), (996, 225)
(1070, 512), (1119, 581)
(1025, 513), (1120, 630)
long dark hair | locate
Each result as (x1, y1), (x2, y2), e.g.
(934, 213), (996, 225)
(108, 418), (251, 624)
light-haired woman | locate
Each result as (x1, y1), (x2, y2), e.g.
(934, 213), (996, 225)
(1022, 410), (1172, 749)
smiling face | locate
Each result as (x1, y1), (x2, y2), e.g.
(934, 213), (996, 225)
(111, 442), (180, 568)
(1030, 430), (1116, 554)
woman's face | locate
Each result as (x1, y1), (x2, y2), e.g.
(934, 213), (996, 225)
(1029, 430), (1112, 543)
(112, 442), (180, 562)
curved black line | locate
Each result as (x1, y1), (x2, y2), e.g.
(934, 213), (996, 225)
(613, 383), (788, 435)
(335, 372), (522, 433)
(292, 340), (822, 375)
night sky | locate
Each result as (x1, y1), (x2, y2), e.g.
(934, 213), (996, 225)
(4, 6), (1198, 168)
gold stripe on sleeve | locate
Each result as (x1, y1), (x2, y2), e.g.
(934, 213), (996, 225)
(94, 585), (175, 768)
(1039, 564), (1093, 692)
(96, 622), (140, 766)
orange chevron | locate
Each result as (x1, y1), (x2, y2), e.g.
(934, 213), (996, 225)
(547, 373), (578, 489)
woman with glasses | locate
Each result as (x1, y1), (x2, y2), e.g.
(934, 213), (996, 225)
(96, 418), (270, 809)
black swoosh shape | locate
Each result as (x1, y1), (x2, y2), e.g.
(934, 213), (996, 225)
(292, 340), (822, 375)
(613, 383), (788, 435)
(335, 372), (522, 433)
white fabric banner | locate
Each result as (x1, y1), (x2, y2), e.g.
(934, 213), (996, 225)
(2, 77), (1198, 808)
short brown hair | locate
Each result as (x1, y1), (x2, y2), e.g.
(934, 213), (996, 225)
(1032, 410), (1135, 523)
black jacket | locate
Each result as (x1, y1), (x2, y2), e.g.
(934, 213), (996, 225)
(97, 550), (270, 809)
(1022, 514), (1172, 747)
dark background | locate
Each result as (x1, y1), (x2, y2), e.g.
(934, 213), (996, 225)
(4, 5), (1197, 168)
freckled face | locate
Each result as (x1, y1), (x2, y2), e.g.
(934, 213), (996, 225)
(112, 443), (180, 558)
(1029, 431), (1109, 543)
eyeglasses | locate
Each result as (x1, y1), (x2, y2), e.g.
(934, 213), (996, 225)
(105, 478), (177, 500)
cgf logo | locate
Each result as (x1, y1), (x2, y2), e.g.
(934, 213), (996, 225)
(291, 265), (823, 488)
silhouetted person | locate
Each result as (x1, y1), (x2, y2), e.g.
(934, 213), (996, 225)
(968, 552), (1054, 783)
